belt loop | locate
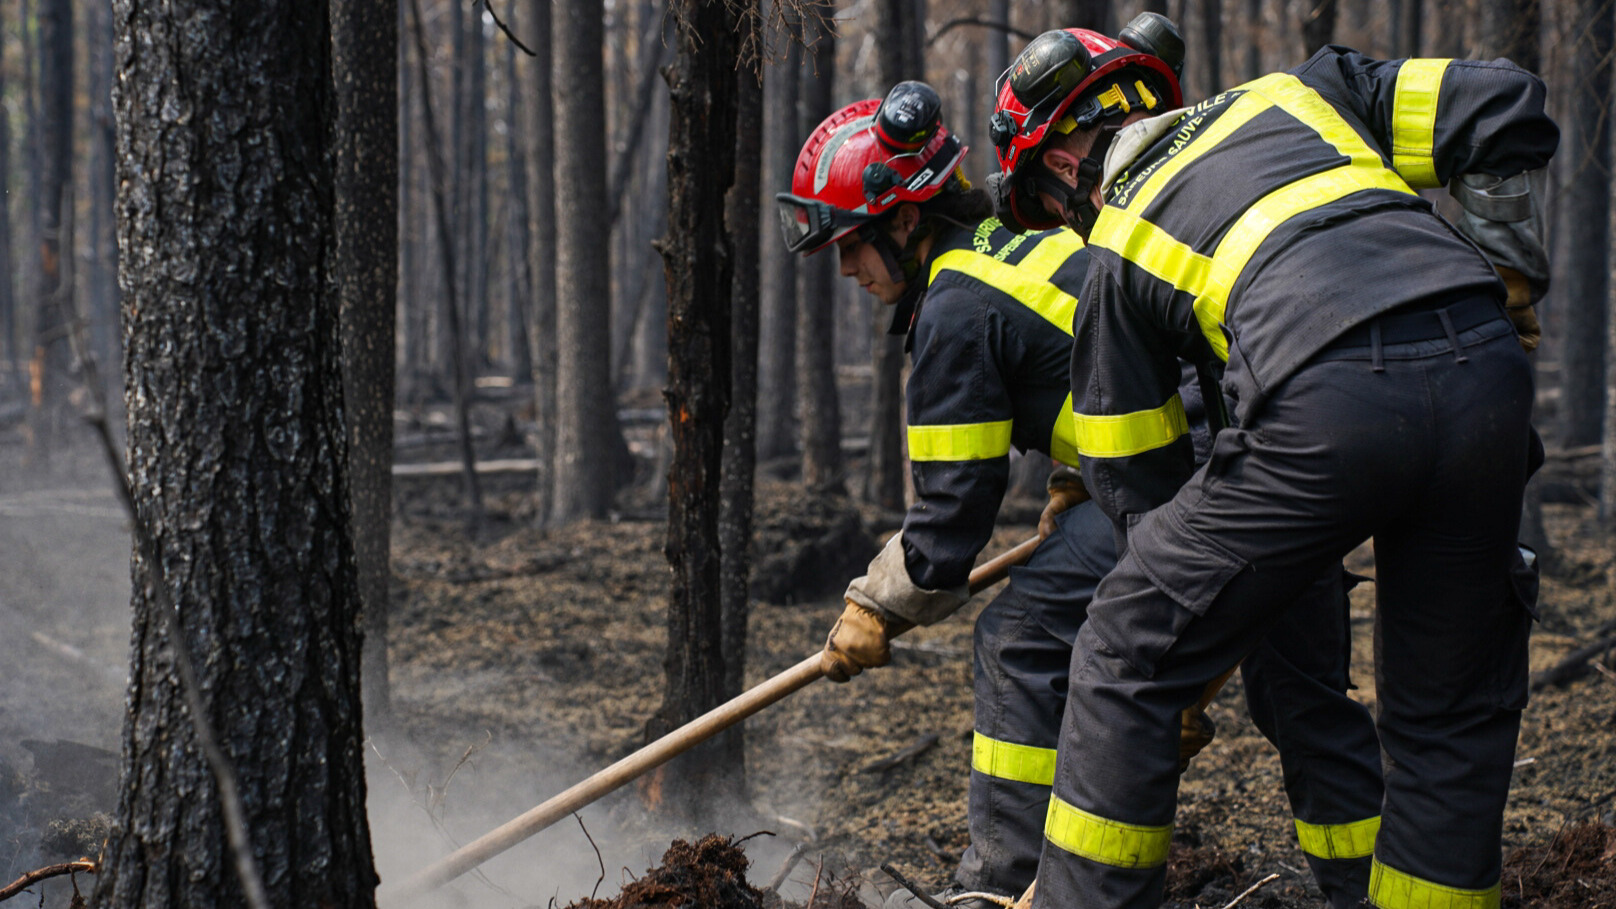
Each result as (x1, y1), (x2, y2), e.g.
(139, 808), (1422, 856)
(1370, 320), (1385, 373)
(1437, 308), (1469, 364)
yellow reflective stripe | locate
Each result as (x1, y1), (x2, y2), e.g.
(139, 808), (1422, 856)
(1369, 858), (1500, 909)
(1390, 59), (1451, 188)
(1017, 230), (1088, 283)
(930, 246), (1080, 337)
(907, 420), (1013, 461)
(1295, 816), (1380, 860)
(1051, 393), (1080, 465)
(1193, 164), (1415, 359)
(1095, 90), (1274, 221)
(1091, 207), (1211, 296)
(1073, 393), (1188, 459)
(1045, 795), (1172, 869)
(1256, 73), (1389, 168)
(972, 732), (1057, 786)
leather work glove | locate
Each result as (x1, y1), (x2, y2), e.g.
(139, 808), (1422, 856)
(1179, 707), (1217, 773)
(1498, 266), (1541, 352)
(821, 601), (914, 682)
(1040, 464), (1090, 541)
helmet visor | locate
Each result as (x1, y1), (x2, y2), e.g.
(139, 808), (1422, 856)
(775, 193), (872, 255)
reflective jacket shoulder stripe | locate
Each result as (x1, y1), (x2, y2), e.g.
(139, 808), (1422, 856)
(1390, 59), (1452, 189)
(1045, 795), (1172, 869)
(1074, 392), (1188, 459)
(1369, 858), (1500, 909)
(1100, 89), (1275, 218)
(908, 420), (1014, 461)
(1194, 164), (1416, 359)
(972, 732), (1057, 786)
(929, 242), (1081, 337)
(1294, 815), (1380, 860)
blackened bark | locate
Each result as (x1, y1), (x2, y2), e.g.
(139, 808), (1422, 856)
(466, 6), (491, 370)
(1197, 0), (1223, 93)
(721, 26), (764, 743)
(1300, 0), (1336, 55)
(1243, 0), (1263, 81)
(90, 0), (120, 382)
(1390, 0), (1421, 57)
(0, 2), (16, 372)
(756, 31), (799, 460)
(866, 0), (917, 513)
(31, 0), (71, 453)
(527, 0), (558, 525)
(98, 1), (377, 905)
(504, 33), (534, 379)
(1479, 0), (1539, 69)
(1055, 0), (1112, 39)
(335, 0), (400, 732)
(1553, 0), (1604, 447)
(656, 0), (744, 821)
(797, 9), (843, 493)
(552, 0), (622, 522)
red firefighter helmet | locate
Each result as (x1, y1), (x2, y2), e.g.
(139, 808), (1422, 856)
(986, 16), (1183, 231)
(777, 81), (967, 255)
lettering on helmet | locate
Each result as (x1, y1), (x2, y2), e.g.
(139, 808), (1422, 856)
(905, 167), (936, 191)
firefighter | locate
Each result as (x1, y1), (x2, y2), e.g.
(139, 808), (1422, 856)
(779, 80), (1128, 908)
(987, 20), (1553, 909)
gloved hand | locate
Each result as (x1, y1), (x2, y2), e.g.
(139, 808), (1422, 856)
(1449, 171), (1548, 353)
(1178, 707), (1216, 772)
(1040, 465), (1090, 541)
(1498, 266), (1541, 352)
(821, 601), (913, 682)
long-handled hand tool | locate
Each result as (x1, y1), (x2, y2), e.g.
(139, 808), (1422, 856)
(387, 534), (1045, 897)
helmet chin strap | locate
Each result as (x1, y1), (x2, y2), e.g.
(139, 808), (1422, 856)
(858, 221), (930, 336)
(1032, 121), (1123, 236)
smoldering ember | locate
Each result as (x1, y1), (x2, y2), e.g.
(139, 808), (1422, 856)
(0, 2), (1613, 909)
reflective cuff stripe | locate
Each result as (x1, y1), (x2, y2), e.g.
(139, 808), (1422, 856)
(1045, 795), (1172, 869)
(930, 240), (1082, 337)
(1073, 393), (1188, 459)
(908, 420), (1013, 461)
(1390, 59), (1451, 189)
(1369, 858), (1500, 909)
(972, 732), (1057, 786)
(1295, 816), (1380, 860)
(1051, 393), (1081, 465)
(1193, 164), (1415, 358)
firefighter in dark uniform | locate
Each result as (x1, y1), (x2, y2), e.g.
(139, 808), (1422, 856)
(779, 81), (1127, 908)
(987, 20), (1554, 909)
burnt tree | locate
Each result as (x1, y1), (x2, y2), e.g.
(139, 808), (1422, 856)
(1301, 0), (1337, 55)
(0, 2), (15, 373)
(335, 0), (399, 729)
(797, 6), (843, 493)
(655, 0), (749, 820)
(552, 0), (623, 523)
(97, 1), (378, 906)
(526, 0), (558, 523)
(756, 25), (799, 461)
(1552, 0), (1605, 448)
(865, 0), (923, 513)
(31, 0), (71, 455)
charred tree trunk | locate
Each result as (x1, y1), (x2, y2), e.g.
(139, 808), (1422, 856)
(97, 1), (378, 905)
(1196, 0), (1223, 97)
(504, 32), (533, 380)
(1552, 0), (1603, 447)
(527, 0), (558, 525)
(1301, 0), (1336, 55)
(1243, 0), (1263, 81)
(31, 0), (71, 456)
(466, 6), (490, 370)
(1390, 0), (1421, 57)
(756, 28), (799, 461)
(865, 0), (919, 513)
(0, 3), (16, 375)
(719, 24), (764, 786)
(655, 0), (745, 821)
(797, 8), (843, 493)
(89, 0), (120, 386)
(335, 0), (400, 732)
(552, 0), (623, 523)
(1056, 0), (1112, 39)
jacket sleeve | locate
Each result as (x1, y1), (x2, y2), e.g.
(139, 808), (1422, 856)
(1294, 46), (1558, 188)
(895, 285), (1022, 599)
(1070, 256), (1198, 544)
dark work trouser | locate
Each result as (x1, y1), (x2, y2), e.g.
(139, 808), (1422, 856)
(1033, 304), (1536, 909)
(957, 499), (1117, 897)
(1242, 569), (1383, 907)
